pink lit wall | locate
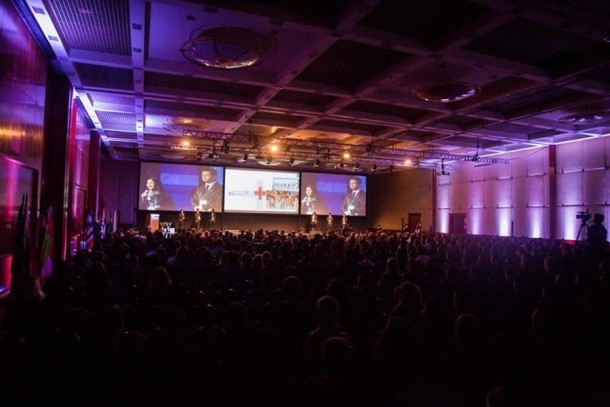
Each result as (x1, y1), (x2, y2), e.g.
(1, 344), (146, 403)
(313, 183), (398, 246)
(555, 137), (610, 241)
(0, 1), (46, 173)
(436, 138), (610, 240)
(0, 1), (47, 295)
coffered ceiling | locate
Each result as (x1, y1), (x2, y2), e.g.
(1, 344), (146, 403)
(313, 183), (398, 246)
(19, 0), (610, 172)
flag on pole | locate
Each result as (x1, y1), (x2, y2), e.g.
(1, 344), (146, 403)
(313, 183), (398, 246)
(84, 209), (94, 251)
(11, 193), (31, 286)
(40, 206), (54, 278)
(100, 207), (106, 238)
(112, 207), (118, 233)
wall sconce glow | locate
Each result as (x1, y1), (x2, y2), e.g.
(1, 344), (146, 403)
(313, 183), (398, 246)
(404, 158), (413, 166)
(270, 144), (278, 153)
(343, 152), (351, 160)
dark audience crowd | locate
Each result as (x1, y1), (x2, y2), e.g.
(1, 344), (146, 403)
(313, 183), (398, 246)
(1, 227), (610, 406)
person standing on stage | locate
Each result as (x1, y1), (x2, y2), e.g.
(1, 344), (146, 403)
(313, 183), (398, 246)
(327, 212), (333, 231)
(311, 211), (318, 230)
(178, 210), (186, 231)
(342, 176), (366, 216)
(194, 208), (201, 230)
(342, 213), (347, 228)
(191, 166), (222, 212)
(209, 208), (216, 229)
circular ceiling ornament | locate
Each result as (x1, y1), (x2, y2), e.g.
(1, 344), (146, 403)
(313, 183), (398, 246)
(163, 117), (211, 133)
(180, 26), (277, 70)
(558, 112), (607, 125)
(413, 83), (480, 103)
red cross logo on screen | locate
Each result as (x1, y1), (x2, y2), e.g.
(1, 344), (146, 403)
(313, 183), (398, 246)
(254, 185), (267, 200)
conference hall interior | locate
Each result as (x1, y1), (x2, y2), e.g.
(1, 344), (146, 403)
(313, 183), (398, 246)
(1, 0), (610, 405)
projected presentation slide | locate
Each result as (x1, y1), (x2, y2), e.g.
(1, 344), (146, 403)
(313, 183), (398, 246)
(224, 168), (300, 214)
(300, 172), (367, 216)
(138, 162), (224, 212)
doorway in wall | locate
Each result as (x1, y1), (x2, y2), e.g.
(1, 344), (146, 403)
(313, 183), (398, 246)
(449, 213), (467, 235)
(407, 213), (422, 233)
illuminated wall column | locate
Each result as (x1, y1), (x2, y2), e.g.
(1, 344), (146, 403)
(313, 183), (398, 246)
(496, 207), (512, 236)
(525, 175), (548, 237)
(484, 177), (512, 236)
(468, 208), (484, 234)
(581, 139), (607, 227)
(556, 171), (584, 240)
(525, 206), (546, 238)
(548, 145), (557, 239)
(555, 138), (609, 240)
(449, 168), (471, 232)
(436, 179), (451, 233)
(560, 206), (584, 241)
(466, 207), (481, 235)
(466, 180), (485, 234)
(511, 176), (526, 236)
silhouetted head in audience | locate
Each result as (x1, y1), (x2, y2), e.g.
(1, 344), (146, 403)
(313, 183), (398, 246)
(315, 295), (341, 329)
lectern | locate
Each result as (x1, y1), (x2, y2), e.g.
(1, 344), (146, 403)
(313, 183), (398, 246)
(146, 213), (160, 232)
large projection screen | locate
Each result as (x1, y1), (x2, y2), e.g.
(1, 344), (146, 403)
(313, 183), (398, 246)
(300, 172), (367, 216)
(224, 168), (300, 214)
(138, 162), (224, 212)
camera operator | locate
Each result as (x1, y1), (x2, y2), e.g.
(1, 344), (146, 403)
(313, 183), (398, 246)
(587, 213), (608, 265)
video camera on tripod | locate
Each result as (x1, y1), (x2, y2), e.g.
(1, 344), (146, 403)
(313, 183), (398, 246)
(576, 209), (591, 223)
(576, 209), (591, 241)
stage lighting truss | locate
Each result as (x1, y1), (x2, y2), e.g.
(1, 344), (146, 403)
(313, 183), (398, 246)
(168, 129), (508, 171)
